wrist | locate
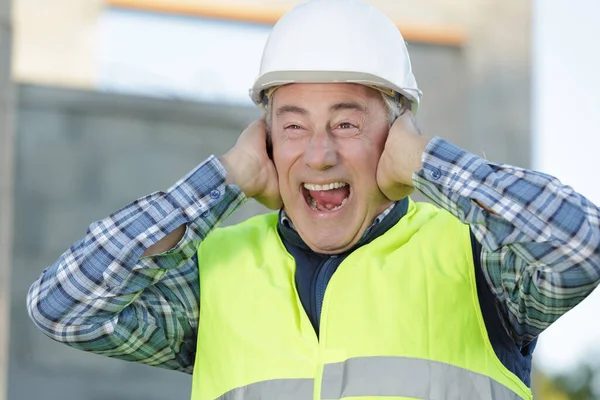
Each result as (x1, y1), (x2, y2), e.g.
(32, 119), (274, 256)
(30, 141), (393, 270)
(412, 136), (430, 173)
(399, 136), (430, 186)
(219, 152), (241, 188)
(219, 151), (256, 198)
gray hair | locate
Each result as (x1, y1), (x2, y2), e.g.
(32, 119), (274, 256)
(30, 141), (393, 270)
(264, 91), (405, 133)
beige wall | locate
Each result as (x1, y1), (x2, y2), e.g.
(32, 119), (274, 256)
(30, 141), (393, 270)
(13, 0), (103, 87)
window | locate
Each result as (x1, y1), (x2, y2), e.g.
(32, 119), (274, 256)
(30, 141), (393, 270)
(97, 8), (272, 105)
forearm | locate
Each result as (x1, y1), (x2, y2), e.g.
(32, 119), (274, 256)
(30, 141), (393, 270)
(413, 138), (600, 258)
(413, 137), (600, 343)
(27, 156), (246, 369)
(142, 225), (186, 257)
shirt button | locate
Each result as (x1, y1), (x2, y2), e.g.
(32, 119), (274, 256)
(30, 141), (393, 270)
(202, 210), (210, 217)
(210, 189), (221, 199)
(431, 168), (442, 180)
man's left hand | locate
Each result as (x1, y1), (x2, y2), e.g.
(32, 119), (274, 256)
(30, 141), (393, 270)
(377, 110), (431, 201)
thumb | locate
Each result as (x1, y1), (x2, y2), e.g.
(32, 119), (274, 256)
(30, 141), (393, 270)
(391, 109), (422, 137)
(255, 162), (283, 210)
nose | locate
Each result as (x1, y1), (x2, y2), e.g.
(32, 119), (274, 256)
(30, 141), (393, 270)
(302, 129), (338, 171)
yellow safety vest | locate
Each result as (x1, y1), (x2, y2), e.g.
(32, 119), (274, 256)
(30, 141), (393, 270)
(191, 200), (532, 400)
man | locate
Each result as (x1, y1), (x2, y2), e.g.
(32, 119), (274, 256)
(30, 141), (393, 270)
(27, 1), (599, 399)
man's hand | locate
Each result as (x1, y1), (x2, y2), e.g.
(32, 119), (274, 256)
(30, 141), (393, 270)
(377, 110), (431, 201)
(220, 118), (283, 209)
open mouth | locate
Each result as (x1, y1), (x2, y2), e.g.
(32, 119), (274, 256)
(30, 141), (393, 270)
(302, 182), (351, 212)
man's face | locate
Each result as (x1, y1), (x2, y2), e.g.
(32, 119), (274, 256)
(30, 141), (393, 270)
(270, 83), (393, 254)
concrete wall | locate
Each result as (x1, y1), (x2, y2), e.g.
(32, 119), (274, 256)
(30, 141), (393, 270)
(382, 0), (532, 168)
(0, 0), (14, 399)
(8, 85), (262, 400)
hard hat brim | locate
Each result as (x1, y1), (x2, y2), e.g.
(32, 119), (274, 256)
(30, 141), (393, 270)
(249, 70), (422, 114)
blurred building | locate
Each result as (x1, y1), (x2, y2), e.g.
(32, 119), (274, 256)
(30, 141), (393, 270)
(0, 0), (14, 399)
(3, 1), (532, 399)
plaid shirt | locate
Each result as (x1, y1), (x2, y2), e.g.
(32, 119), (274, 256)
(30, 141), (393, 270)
(27, 137), (600, 373)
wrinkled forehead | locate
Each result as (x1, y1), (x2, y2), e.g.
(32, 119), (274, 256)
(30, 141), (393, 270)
(268, 82), (387, 106)
(270, 84), (386, 123)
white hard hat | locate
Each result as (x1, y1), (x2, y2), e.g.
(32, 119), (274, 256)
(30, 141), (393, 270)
(249, 0), (422, 113)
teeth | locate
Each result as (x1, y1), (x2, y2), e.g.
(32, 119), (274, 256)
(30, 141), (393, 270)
(303, 182), (348, 191)
(308, 196), (317, 210)
(331, 196), (348, 211)
(307, 194), (348, 212)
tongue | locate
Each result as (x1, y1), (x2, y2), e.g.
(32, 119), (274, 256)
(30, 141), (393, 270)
(309, 186), (350, 209)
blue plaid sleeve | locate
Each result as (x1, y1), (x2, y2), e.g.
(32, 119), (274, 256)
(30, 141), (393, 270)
(27, 155), (246, 373)
(414, 137), (600, 345)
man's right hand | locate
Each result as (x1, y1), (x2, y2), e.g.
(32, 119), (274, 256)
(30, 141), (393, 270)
(219, 118), (283, 210)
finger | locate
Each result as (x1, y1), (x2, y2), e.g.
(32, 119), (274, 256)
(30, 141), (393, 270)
(391, 109), (421, 136)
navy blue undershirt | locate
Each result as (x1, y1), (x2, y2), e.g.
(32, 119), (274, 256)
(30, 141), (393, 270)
(277, 199), (535, 387)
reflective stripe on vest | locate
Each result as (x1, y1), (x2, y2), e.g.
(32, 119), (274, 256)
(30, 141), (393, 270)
(218, 357), (523, 400)
(217, 378), (314, 400)
(322, 356), (522, 400)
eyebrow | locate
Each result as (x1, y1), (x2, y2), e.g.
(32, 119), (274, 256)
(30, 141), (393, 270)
(275, 105), (308, 117)
(330, 102), (366, 113)
(275, 102), (367, 117)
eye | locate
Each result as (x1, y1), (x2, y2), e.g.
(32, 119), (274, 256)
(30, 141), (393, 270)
(338, 122), (356, 129)
(283, 124), (307, 138)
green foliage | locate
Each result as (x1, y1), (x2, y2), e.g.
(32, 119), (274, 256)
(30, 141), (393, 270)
(552, 364), (597, 400)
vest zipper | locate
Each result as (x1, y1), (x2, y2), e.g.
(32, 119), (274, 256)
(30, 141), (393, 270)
(315, 255), (339, 331)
